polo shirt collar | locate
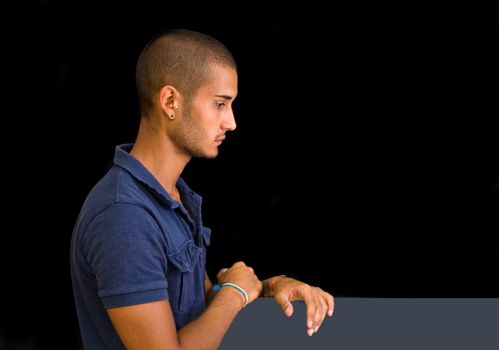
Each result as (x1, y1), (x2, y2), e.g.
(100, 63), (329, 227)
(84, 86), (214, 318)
(113, 144), (200, 210)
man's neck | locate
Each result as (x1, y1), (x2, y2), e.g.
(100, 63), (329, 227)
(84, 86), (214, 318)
(130, 120), (190, 200)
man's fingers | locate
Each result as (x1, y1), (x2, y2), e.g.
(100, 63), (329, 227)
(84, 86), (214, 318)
(313, 295), (324, 333)
(305, 288), (332, 335)
(231, 261), (246, 268)
(326, 292), (335, 316)
(306, 299), (316, 333)
(315, 295), (328, 331)
(274, 292), (293, 317)
(216, 268), (229, 280)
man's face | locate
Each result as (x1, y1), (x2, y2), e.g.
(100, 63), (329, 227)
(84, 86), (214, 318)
(171, 64), (238, 159)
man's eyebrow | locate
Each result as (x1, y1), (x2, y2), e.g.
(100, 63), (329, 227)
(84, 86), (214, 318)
(214, 95), (234, 100)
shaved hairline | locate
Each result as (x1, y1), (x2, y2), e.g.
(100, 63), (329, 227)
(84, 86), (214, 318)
(136, 29), (237, 116)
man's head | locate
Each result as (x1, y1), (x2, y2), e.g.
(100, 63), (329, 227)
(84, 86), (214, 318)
(135, 29), (238, 159)
(136, 29), (237, 115)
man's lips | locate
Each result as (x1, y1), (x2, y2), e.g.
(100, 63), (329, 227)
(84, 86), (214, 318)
(215, 136), (225, 144)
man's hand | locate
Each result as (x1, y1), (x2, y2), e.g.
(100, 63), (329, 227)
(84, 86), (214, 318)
(269, 277), (334, 336)
(216, 261), (263, 306)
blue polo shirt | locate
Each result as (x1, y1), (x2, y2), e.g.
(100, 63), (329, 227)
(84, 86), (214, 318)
(70, 144), (211, 349)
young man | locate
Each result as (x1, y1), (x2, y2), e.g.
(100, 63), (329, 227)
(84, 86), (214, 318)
(70, 29), (334, 349)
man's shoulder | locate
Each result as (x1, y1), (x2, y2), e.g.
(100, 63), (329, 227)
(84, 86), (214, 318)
(88, 166), (151, 206)
(77, 199), (162, 251)
(76, 167), (153, 229)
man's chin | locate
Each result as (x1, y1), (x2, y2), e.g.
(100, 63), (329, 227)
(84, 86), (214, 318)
(196, 150), (218, 159)
(188, 146), (219, 159)
(204, 151), (218, 159)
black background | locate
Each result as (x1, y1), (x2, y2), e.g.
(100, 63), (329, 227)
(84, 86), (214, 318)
(2, 0), (498, 348)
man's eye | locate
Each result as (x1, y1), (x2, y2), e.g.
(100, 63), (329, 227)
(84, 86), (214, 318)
(216, 102), (227, 109)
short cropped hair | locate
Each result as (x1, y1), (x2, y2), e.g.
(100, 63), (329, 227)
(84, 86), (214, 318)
(136, 29), (237, 115)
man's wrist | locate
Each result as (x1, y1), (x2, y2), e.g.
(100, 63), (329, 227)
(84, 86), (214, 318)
(215, 284), (246, 310)
(261, 275), (286, 297)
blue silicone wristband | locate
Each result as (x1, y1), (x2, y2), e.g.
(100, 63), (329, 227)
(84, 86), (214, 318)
(213, 283), (248, 307)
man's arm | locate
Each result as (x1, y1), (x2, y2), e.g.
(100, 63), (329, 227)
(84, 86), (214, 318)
(204, 270), (217, 306)
(108, 287), (243, 350)
(108, 261), (261, 350)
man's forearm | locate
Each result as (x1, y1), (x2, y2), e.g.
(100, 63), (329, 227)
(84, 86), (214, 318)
(178, 287), (244, 350)
(205, 287), (217, 306)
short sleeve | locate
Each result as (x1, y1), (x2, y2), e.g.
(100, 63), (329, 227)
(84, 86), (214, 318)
(83, 203), (169, 308)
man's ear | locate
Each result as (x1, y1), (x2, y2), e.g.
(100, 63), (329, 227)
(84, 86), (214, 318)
(159, 85), (179, 119)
